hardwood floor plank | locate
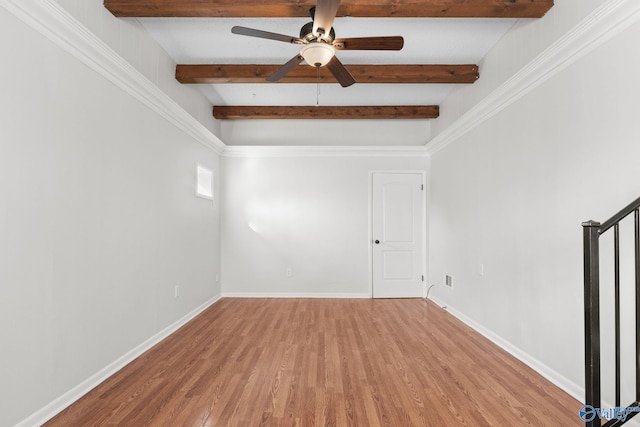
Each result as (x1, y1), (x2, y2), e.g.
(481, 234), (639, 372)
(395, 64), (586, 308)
(44, 298), (583, 426)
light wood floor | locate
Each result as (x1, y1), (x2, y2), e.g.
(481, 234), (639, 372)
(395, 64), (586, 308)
(45, 298), (582, 426)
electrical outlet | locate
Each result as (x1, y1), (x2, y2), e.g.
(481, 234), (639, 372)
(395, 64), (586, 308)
(445, 275), (452, 287)
(479, 263), (484, 277)
(174, 285), (180, 298)
(286, 268), (293, 277)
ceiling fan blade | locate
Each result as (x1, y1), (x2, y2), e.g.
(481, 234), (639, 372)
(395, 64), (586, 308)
(232, 26), (302, 44)
(334, 36), (404, 51)
(266, 54), (306, 82)
(313, 0), (340, 38)
(326, 56), (355, 87)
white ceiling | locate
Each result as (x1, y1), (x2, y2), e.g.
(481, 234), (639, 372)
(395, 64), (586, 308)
(140, 17), (517, 108)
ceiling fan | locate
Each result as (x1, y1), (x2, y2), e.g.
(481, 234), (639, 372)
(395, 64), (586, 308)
(231, 0), (404, 88)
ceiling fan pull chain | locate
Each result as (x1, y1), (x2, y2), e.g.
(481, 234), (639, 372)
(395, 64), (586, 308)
(316, 66), (320, 107)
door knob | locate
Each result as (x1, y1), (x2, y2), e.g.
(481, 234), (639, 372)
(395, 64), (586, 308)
(374, 240), (380, 244)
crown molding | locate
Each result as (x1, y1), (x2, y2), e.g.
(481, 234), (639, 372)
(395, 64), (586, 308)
(222, 145), (429, 158)
(0, 0), (226, 154)
(426, 0), (640, 155)
(5, 0), (637, 157)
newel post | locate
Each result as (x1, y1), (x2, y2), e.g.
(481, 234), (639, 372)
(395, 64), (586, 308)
(583, 220), (601, 427)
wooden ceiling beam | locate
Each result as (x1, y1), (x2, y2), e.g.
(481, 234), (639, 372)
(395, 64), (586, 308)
(212, 105), (439, 120)
(177, 64), (479, 84)
(104, 0), (554, 19)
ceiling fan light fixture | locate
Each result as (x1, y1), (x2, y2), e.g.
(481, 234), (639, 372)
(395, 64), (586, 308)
(300, 42), (335, 67)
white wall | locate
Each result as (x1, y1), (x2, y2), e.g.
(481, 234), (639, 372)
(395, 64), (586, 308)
(222, 150), (428, 297)
(6, 0), (635, 425)
(428, 0), (640, 406)
(221, 119), (431, 146)
(0, 3), (222, 426)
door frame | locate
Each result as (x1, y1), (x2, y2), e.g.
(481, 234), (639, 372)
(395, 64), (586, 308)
(368, 170), (428, 298)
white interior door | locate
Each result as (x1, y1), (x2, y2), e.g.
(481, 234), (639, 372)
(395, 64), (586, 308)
(372, 172), (424, 298)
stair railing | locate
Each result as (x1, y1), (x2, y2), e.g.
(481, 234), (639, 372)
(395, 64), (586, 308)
(583, 196), (640, 426)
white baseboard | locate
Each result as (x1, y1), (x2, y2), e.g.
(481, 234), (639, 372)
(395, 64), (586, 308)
(14, 294), (222, 427)
(222, 292), (371, 299)
(427, 295), (584, 403)
(16, 294), (589, 426)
